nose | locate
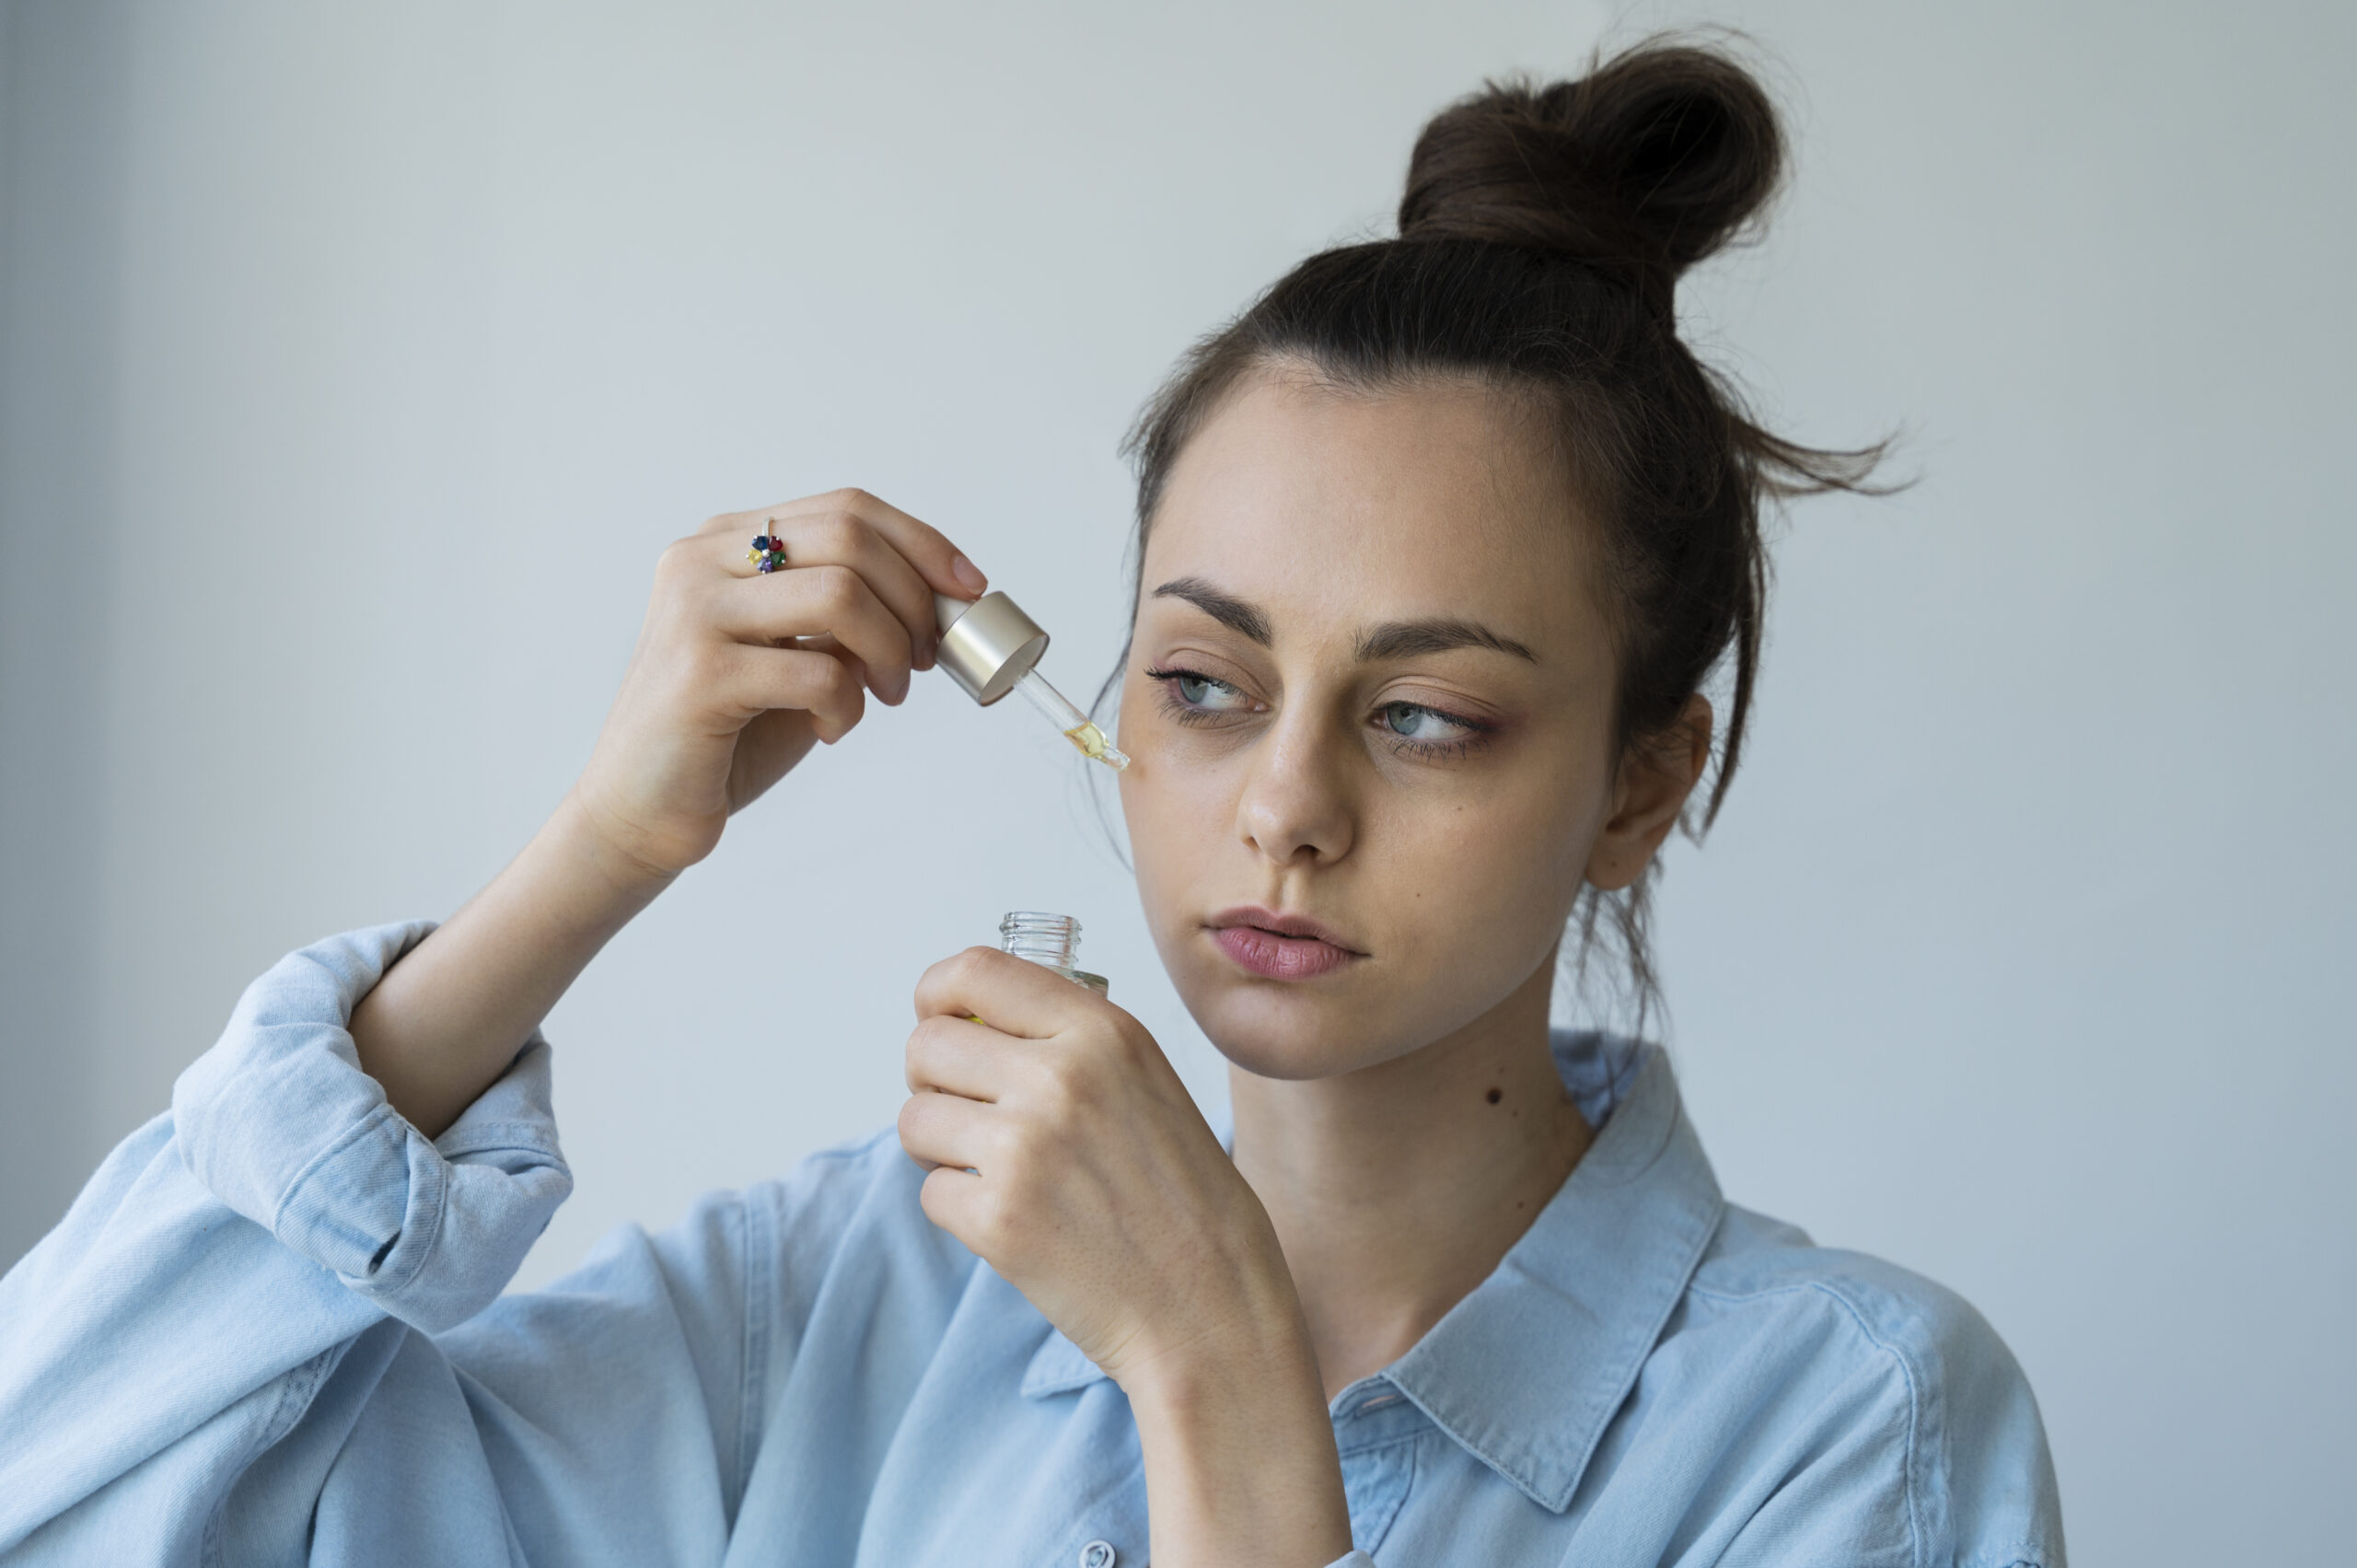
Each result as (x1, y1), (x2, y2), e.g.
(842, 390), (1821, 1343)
(1235, 707), (1355, 867)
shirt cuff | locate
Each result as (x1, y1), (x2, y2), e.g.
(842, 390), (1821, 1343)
(171, 920), (573, 1333)
(1321, 1554), (1375, 1568)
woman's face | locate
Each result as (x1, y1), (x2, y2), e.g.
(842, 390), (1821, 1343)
(1117, 366), (1685, 1081)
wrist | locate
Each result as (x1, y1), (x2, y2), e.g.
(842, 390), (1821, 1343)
(548, 788), (687, 909)
(1120, 1300), (1352, 1568)
(1111, 1221), (1324, 1428)
(1120, 1283), (1320, 1413)
(352, 795), (674, 1140)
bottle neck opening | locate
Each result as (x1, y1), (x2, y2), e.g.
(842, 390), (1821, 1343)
(999, 911), (1081, 971)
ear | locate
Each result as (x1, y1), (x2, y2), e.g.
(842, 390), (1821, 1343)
(1584, 695), (1713, 892)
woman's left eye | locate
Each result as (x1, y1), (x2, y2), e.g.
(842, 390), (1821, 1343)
(1376, 701), (1492, 754)
(1380, 703), (1449, 739)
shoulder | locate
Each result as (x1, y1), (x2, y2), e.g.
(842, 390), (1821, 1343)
(1689, 1206), (2028, 1408)
(1653, 1204), (2063, 1568)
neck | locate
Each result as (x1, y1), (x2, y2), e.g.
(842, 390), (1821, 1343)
(1228, 957), (1593, 1403)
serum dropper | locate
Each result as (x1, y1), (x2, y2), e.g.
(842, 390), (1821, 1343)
(932, 591), (1131, 770)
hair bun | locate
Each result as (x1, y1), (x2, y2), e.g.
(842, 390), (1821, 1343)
(1398, 41), (1784, 315)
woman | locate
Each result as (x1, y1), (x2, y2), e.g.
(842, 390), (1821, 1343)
(0, 40), (2063, 1568)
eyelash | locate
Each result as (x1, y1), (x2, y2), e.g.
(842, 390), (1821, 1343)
(1141, 665), (1499, 761)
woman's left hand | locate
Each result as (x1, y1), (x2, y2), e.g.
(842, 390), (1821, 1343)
(898, 947), (1296, 1389)
(900, 948), (1356, 1567)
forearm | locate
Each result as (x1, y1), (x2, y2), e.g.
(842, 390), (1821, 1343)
(1126, 1318), (1355, 1568)
(353, 790), (674, 1137)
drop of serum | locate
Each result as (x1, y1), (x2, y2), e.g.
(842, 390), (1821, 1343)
(1018, 671), (1131, 772)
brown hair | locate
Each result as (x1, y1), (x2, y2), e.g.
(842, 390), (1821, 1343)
(1110, 37), (1888, 1024)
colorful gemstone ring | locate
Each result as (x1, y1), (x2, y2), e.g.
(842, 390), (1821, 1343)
(746, 528), (788, 574)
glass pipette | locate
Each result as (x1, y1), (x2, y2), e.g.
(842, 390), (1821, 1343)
(1014, 667), (1130, 770)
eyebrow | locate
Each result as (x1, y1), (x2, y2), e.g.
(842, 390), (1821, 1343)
(1354, 617), (1538, 665)
(1152, 576), (1272, 645)
(1150, 576), (1538, 664)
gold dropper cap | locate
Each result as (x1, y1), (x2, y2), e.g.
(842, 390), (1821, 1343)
(935, 591), (1130, 770)
(933, 591), (1048, 704)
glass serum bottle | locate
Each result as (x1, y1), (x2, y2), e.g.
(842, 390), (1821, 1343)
(999, 911), (1109, 996)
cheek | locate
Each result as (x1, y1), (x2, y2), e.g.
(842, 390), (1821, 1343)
(1367, 730), (1615, 993)
(1381, 780), (1593, 935)
(1116, 746), (1234, 930)
(1117, 666), (1239, 841)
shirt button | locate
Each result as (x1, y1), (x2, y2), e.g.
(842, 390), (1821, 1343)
(1078, 1541), (1117, 1568)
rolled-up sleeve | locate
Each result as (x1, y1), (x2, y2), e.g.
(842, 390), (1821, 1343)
(171, 921), (571, 1331)
(0, 921), (580, 1562)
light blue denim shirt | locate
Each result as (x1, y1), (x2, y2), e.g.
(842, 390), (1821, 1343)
(0, 923), (2064, 1566)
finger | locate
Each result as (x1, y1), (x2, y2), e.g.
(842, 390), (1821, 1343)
(916, 1164), (988, 1243)
(821, 643), (874, 703)
(697, 505), (772, 538)
(897, 1089), (997, 1172)
(904, 1014), (1025, 1100)
(709, 488), (987, 618)
(707, 644), (865, 743)
(712, 566), (914, 704)
(689, 506), (936, 677)
(760, 507), (951, 674)
(688, 505), (928, 669)
(791, 488), (988, 603)
(912, 947), (1097, 1034)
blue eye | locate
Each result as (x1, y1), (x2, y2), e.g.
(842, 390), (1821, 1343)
(1144, 666), (1492, 758)
(1381, 702), (1456, 740)
(1374, 699), (1497, 759)
(1155, 669), (1252, 713)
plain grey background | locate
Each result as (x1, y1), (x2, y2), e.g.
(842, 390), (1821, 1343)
(3, 0), (2350, 1561)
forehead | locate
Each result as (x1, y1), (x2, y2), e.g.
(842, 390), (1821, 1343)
(1143, 367), (1598, 645)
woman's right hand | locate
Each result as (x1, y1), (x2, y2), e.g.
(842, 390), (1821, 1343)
(352, 489), (985, 1137)
(571, 488), (989, 878)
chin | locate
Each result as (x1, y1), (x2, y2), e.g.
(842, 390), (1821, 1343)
(1181, 970), (1424, 1083)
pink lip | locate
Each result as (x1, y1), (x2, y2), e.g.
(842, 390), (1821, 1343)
(1206, 907), (1364, 981)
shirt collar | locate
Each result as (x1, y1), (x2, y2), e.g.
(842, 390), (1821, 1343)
(1022, 1030), (1725, 1515)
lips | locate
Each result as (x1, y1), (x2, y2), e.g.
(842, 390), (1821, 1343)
(1206, 907), (1364, 981)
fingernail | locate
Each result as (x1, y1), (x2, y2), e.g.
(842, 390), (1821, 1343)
(949, 553), (987, 596)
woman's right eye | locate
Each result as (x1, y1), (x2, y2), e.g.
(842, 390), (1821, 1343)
(1144, 666), (1255, 716)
